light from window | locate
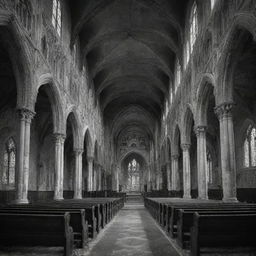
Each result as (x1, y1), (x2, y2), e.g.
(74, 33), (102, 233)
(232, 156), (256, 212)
(243, 125), (256, 168)
(2, 138), (16, 186)
(184, 40), (190, 68)
(207, 151), (213, 184)
(52, 0), (61, 36)
(127, 159), (140, 191)
(175, 59), (181, 93)
(211, 0), (216, 9)
(190, 2), (198, 52)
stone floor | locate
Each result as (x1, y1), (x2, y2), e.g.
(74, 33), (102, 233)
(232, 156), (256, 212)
(80, 201), (180, 256)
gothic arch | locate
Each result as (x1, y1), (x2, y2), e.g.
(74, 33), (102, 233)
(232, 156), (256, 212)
(0, 11), (33, 110)
(172, 124), (181, 156)
(196, 73), (216, 126)
(83, 128), (93, 157)
(35, 74), (65, 134)
(217, 13), (256, 104)
(182, 106), (196, 144)
(65, 108), (83, 150)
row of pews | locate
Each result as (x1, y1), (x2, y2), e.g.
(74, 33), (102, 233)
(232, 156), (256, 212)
(0, 197), (125, 256)
(144, 197), (256, 255)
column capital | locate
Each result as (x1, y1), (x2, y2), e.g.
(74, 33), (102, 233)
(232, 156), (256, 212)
(214, 102), (235, 120)
(74, 148), (84, 155)
(53, 133), (66, 144)
(171, 154), (179, 160)
(87, 156), (94, 162)
(181, 143), (191, 151)
(18, 108), (35, 123)
(194, 125), (207, 137)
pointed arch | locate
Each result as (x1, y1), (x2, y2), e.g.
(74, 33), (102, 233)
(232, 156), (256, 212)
(65, 108), (83, 150)
(196, 74), (216, 126)
(182, 106), (195, 144)
(83, 128), (93, 157)
(217, 13), (256, 104)
(0, 11), (34, 110)
(172, 124), (181, 155)
(35, 74), (65, 134)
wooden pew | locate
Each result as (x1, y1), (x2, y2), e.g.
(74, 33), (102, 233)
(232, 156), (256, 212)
(190, 213), (256, 256)
(0, 208), (88, 248)
(0, 212), (74, 256)
(177, 208), (256, 249)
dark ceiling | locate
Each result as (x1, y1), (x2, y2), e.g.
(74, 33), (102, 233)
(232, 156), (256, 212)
(70, 0), (188, 137)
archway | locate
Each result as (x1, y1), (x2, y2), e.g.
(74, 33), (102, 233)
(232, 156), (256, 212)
(120, 152), (147, 193)
(0, 39), (18, 202)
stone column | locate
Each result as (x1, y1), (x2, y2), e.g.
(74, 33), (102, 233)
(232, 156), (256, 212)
(93, 163), (97, 191)
(73, 148), (83, 199)
(53, 133), (65, 200)
(98, 166), (102, 191)
(166, 161), (171, 191)
(171, 154), (179, 191)
(156, 171), (160, 190)
(16, 109), (35, 204)
(116, 171), (119, 192)
(215, 103), (237, 201)
(181, 144), (191, 199)
(194, 126), (208, 199)
(87, 156), (94, 191)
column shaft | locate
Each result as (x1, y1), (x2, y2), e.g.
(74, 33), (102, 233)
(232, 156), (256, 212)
(74, 149), (83, 199)
(195, 126), (208, 199)
(215, 103), (237, 201)
(87, 157), (94, 191)
(16, 109), (35, 204)
(54, 133), (65, 200)
(166, 162), (171, 191)
(171, 155), (179, 191)
(181, 144), (191, 199)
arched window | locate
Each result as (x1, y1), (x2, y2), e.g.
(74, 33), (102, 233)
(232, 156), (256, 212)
(243, 125), (256, 168)
(175, 59), (181, 93)
(2, 138), (16, 186)
(127, 159), (140, 191)
(190, 2), (198, 52)
(211, 0), (216, 10)
(207, 151), (213, 184)
(52, 0), (62, 36)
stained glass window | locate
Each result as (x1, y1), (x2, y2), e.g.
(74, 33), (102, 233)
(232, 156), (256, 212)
(243, 125), (256, 168)
(211, 0), (216, 9)
(2, 138), (16, 186)
(127, 159), (140, 191)
(52, 0), (62, 36)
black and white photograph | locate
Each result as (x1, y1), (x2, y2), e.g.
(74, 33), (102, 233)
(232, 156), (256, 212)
(0, 0), (256, 255)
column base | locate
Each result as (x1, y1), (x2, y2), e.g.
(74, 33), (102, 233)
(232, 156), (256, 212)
(183, 195), (191, 199)
(197, 196), (209, 200)
(54, 196), (64, 201)
(73, 196), (82, 200)
(13, 198), (29, 204)
(222, 197), (238, 202)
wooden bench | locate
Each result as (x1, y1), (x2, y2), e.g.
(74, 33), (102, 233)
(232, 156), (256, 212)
(190, 213), (256, 256)
(0, 212), (74, 256)
(0, 207), (88, 248)
(177, 209), (256, 249)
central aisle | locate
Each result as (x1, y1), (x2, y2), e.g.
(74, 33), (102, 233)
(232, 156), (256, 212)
(86, 201), (180, 256)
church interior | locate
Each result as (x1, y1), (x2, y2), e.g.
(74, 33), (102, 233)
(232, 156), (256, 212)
(0, 0), (256, 255)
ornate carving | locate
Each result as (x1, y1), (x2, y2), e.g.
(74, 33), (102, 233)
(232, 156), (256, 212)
(194, 125), (207, 137)
(18, 108), (35, 123)
(53, 133), (66, 144)
(214, 102), (235, 120)
(181, 143), (191, 151)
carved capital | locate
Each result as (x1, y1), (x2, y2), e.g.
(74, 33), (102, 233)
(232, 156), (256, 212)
(181, 143), (191, 151)
(74, 148), (84, 155)
(87, 156), (94, 163)
(18, 108), (35, 123)
(214, 102), (235, 120)
(194, 125), (207, 137)
(53, 133), (66, 144)
(171, 154), (179, 161)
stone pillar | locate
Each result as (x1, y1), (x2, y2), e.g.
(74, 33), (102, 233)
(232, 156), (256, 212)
(116, 171), (119, 192)
(195, 126), (208, 199)
(87, 157), (94, 191)
(16, 109), (35, 204)
(93, 163), (97, 191)
(181, 143), (191, 199)
(171, 154), (179, 191)
(156, 171), (160, 190)
(98, 166), (102, 191)
(166, 161), (171, 191)
(73, 148), (83, 199)
(53, 133), (65, 200)
(215, 103), (237, 202)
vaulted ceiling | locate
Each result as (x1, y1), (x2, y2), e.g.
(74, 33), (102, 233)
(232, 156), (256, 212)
(70, 0), (188, 139)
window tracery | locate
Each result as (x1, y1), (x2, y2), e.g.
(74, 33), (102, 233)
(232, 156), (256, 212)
(2, 138), (16, 186)
(52, 0), (62, 36)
